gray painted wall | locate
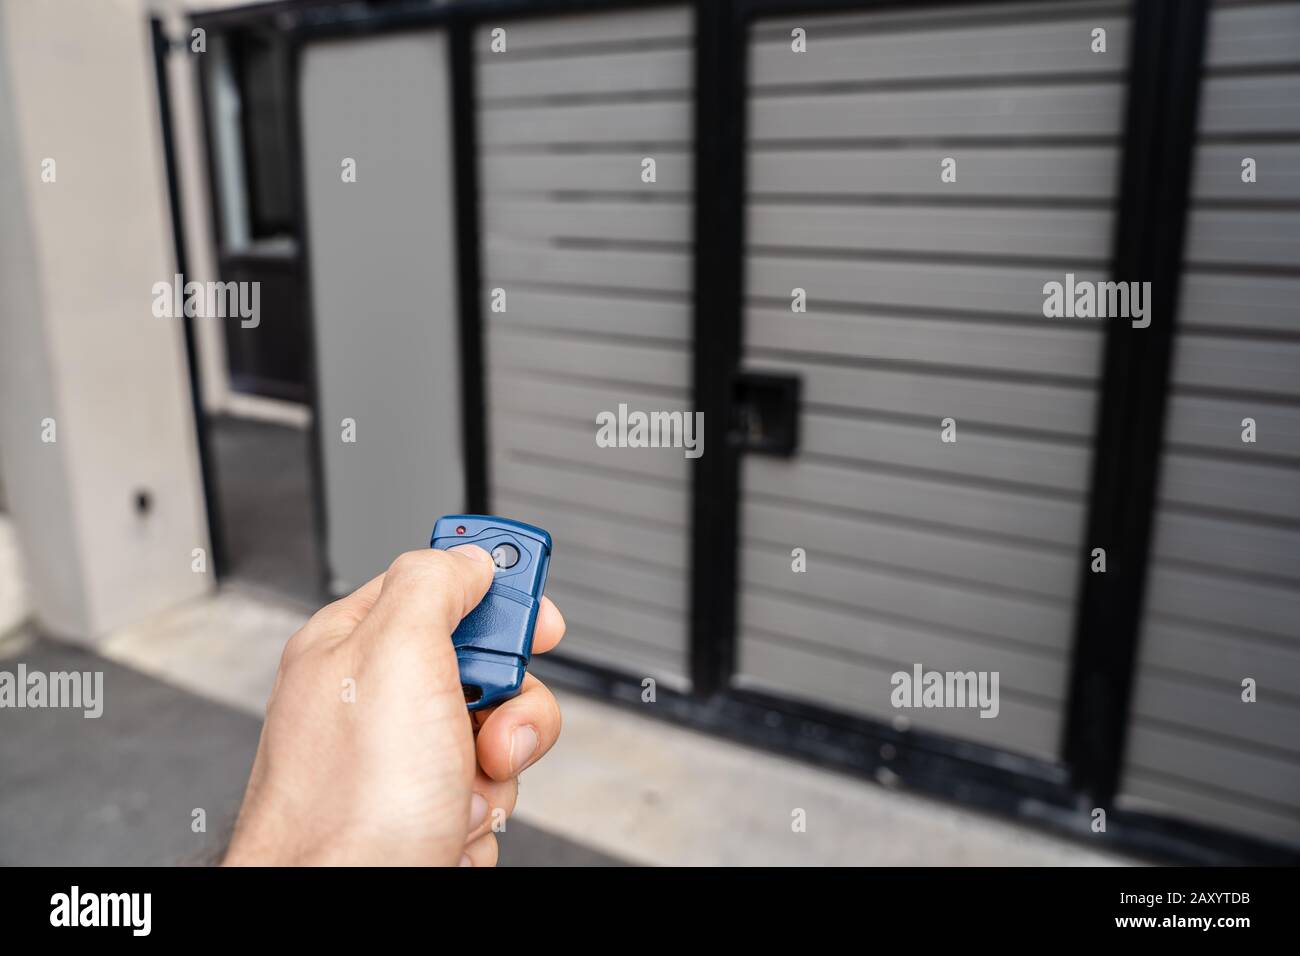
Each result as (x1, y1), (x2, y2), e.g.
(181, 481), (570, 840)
(300, 31), (466, 592)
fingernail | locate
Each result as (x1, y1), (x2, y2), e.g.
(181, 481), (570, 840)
(449, 544), (491, 563)
(509, 725), (539, 774)
(469, 792), (489, 830)
(459, 853), (472, 867)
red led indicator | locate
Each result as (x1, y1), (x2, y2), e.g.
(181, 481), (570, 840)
(456, 526), (466, 535)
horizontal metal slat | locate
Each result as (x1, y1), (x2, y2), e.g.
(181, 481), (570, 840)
(748, 202), (1113, 260)
(474, 7), (692, 55)
(750, 83), (1126, 141)
(1191, 144), (1300, 201)
(493, 455), (689, 527)
(740, 543), (1074, 650)
(1125, 724), (1300, 810)
(492, 417), (690, 483)
(481, 100), (690, 147)
(539, 578), (685, 655)
(1199, 74), (1300, 136)
(739, 591), (1069, 693)
(1165, 394), (1300, 460)
(1130, 670), (1300, 755)
(1173, 333), (1300, 399)
(745, 307), (1104, 378)
(551, 627), (689, 690)
(750, 14), (1129, 86)
(478, 46), (692, 100)
(483, 153), (693, 194)
(1154, 509), (1300, 583)
(484, 199), (691, 244)
(480, 286), (690, 341)
(488, 326), (690, 389)
(799, 412), (1092, 492)
(1179, 271), (1300, 334)
(1138, 616), (1300, 688)
(736, 634), (1059, 760)
(746, 356), (1097, 437)
(486, 239), (691, 294)
(494, 491), (688, 571)
(1205, 1), (1300, 69)
(1185, 209), (1300, 270)
(1160, 452), (1300, 522)
(747, 256), (1109, 319)
(741, 498), (1080, 599)
(1145, 564), (1300, 642)
(743, 457), (1085, 545)
(748, 146), (1121, 198)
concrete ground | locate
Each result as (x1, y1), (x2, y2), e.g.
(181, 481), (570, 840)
(0, 625), (625, 866)
(0, 418), (1140, 865)
(0, 510), (1137, 866)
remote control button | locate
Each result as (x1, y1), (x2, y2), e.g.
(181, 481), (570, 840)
(491, 543), (520, 570)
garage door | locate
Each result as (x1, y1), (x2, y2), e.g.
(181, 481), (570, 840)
(734, 0), (1133, 759)
(1117, 0), (1300, 848)
(477, 7), (697, 688)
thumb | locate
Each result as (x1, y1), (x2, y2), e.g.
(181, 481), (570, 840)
(357, 545), (496, 655)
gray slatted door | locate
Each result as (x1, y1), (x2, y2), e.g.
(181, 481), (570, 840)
(477, 7), (696, 688)
(301, 31), (466, 592)
(734, 0), (1132, 759)
(1117, 0), (1300, 848)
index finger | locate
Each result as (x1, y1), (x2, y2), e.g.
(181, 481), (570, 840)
(308, 571), (388, 638)
(530, 596), (566, 655)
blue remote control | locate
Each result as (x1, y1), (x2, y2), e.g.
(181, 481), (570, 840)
(430, 515), (552, 711)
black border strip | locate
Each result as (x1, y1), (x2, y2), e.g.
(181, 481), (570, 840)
(150, 17), (228, 578)
(1062, 0), (1211, 806)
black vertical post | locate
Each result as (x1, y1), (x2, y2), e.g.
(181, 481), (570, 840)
(282, 26), (335, 598)
(688, 1), (746, 696)
(150, 16), (228, 577)
(1063, 0), (1210, 803)
(449, 17), (490, 516)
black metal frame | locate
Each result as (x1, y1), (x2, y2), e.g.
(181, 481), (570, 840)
(158, 0), (1300, 865)
(149, 16), (228, 578)
(191, 17), (310, 406)
(279, 17), (332, 596)
(449, 18), (490, 516)
(1063, 0), (1211, 806)
(689, 0), (745, 696)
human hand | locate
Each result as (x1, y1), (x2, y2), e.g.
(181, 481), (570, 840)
(223, 545), (565, 866)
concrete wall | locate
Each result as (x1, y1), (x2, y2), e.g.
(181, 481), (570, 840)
(0, 0), (212, 642)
